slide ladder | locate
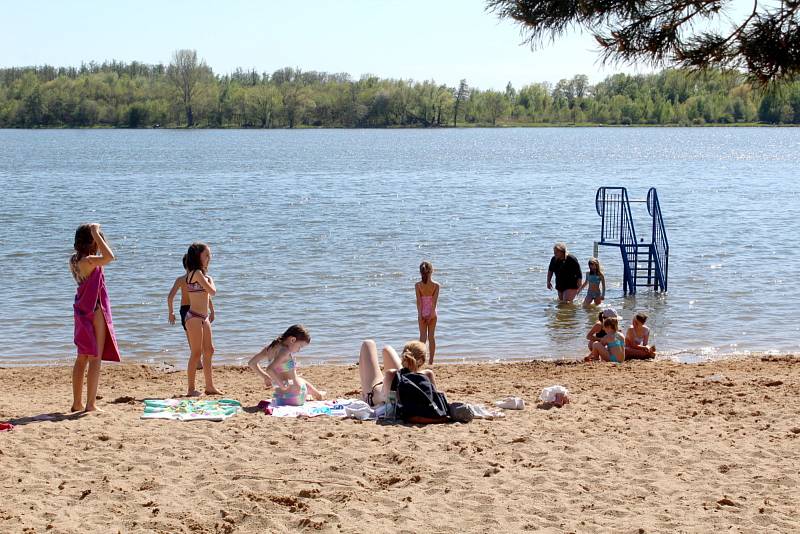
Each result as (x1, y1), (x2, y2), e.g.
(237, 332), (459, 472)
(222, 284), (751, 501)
(595, 187), (669, 295)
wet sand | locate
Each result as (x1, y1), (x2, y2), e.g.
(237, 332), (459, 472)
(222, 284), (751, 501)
(1, 356), (798, 533)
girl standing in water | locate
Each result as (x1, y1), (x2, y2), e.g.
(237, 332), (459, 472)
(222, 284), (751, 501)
(183, 242), (221, 396)
(578, 257), (605, 306)
(416, 261), (440, 364)
(70, 223), (120, 412)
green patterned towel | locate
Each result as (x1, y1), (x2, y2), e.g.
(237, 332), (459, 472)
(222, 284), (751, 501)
(141, 398), (242, 421)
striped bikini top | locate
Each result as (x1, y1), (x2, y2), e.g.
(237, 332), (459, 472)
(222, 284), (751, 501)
(186, 271), (207, 293)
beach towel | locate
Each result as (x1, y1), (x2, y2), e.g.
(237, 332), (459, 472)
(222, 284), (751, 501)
(263, 399), (353, 418)
(73, 267), (120, 361)
(141, 399), (242, 421)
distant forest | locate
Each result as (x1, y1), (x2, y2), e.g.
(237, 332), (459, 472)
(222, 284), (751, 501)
(2, 52), (800, 128)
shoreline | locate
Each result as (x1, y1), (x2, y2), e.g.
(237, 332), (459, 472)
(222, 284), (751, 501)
(0, 349), (796, 368)
(2, 358), (799, 532)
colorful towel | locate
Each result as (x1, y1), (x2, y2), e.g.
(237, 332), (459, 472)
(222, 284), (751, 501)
(263, 399), (353, 418)
(142, 399), (242, 421)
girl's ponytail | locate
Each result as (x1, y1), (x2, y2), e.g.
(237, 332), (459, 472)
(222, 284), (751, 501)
(400, 341), (427, 371)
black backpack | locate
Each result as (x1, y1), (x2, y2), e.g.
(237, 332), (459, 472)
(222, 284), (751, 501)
(393, 369), (450, 424)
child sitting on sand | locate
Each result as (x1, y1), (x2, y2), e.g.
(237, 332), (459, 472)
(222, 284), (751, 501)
(585, 308), (622, 350)
(625, 312), (656, 360)
(248, 325), (325, 406)
(585, 317), (625, 363)
(578, 257), (605, 306)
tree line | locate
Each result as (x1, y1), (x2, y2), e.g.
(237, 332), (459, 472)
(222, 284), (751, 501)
(1, 50), (799, 129)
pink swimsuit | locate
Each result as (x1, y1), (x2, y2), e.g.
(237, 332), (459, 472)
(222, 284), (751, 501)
(420, 295), (437, 320)
(73, 267), (120, 361)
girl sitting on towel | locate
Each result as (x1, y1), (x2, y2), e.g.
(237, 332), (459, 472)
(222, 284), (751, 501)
(70, 223), (121, 412)
(415, 261), (440, 364)
(248, 325), (325, 406)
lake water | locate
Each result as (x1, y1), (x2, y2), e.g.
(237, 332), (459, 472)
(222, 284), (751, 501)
(1, 128), (799, 366)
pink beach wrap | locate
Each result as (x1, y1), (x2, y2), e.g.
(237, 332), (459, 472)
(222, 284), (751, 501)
(73, 267), (120, 361)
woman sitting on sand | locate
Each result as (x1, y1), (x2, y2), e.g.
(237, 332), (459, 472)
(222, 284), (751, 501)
(358, 339), (436, 408)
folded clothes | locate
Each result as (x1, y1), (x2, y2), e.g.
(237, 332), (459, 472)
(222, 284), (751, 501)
(495, 397), (525, 410)
(263, 399), (354, 418)
(470, 404), (505, 419)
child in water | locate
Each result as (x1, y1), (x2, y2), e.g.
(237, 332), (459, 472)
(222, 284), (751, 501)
(585, 317), (625, 363)
(416, 261), (440, 364)
(70, 223), (121, 412)
(248, 325), (325, 406)
(625, 312), (656, 360)
(183, 242), (221, 396)
(167, 254), (214, 369)
(578, 257), (605, 306)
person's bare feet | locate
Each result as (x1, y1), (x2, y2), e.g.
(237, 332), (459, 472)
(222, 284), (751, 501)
(205, 388), (223, 395)
(84, 405), (104, 413)
(70, 404), (84, 412)
(186, 390), (202, 397)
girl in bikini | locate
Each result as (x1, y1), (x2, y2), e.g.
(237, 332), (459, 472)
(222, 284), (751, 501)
(625, 312), (656, 359)
(586, 317), (626, 363)
(358, 339), (435, 408)
(415, 261), (440, 364)
(167, 254), (214, 369)
(248, 324), (325, 406)
(585, 308), (621, 351)
(183, 242), (221, 396)
(70, 223), (120, 412)
(578, 257), (605, 306)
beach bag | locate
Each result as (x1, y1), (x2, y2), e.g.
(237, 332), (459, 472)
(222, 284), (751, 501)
(394, 369), (450, 424)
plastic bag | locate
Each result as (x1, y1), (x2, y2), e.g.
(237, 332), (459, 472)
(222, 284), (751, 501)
(539, 385), (570, 407)
(344, 400), (374, 420)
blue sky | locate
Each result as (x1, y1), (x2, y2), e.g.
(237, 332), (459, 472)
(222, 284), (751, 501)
(2, 0), (752, 90)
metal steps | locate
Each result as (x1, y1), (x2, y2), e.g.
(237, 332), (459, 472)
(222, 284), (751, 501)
(595, 187), (669, 295)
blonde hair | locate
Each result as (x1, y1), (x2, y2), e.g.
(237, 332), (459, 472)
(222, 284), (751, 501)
(400, 341), (428, 372)
(588, 257), (604, 277)
(419, 261), (433, 284)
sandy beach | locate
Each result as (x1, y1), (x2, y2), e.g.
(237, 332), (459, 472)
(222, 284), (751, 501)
(1, 356), (798, 533)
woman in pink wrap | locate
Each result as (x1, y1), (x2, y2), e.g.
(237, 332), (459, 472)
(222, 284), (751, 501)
(70, 223), (120, 412)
